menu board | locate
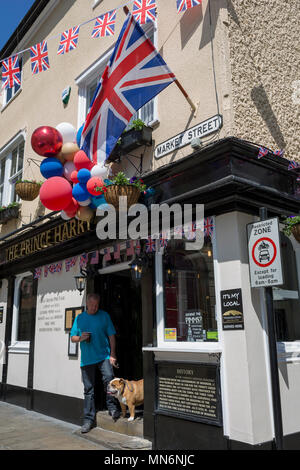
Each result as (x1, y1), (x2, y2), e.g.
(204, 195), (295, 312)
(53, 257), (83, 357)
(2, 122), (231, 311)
(156, 362), (222, 426)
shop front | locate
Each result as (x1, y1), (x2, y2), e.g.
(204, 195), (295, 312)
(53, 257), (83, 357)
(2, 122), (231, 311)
(1, 137), (300, 450)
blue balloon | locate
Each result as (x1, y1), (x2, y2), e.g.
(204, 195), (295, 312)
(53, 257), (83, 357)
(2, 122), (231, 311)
(77, 168), (91, 184)
(40, 157), (63, 179)
(72, 183), (90, 202)
(76, 124), (84, 147)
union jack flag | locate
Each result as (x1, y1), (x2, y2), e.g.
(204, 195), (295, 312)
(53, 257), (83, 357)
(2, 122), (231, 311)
(146, 236), (156, 252)
(30, 41), (50, 75)
(65, 256), (77, 272)
(204, 217), (214, 238)
(57, 26), (80, 55)
(288, 161), (300, 170)
(89, 251), (99, 264)
(48, 262), (62, 274)
(176, 0), (202, 13)
(135, 239), (141, 254)
(114, 244), (121, 260)
(34, 268), (42, 279)
(257, 146), (269, 159)
(80, 13), (175, 164)
(133, 0), (157, 24)
(126, 240), (135, 256)
(92, 10), (116, 38)
(273, 149), (285, 157)
(2, 55), (21, 89)
(103, 247), (111, 261)
(79, 253), (88, 268)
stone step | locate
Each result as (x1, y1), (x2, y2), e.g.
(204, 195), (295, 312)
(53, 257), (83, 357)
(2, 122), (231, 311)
(96, 410), (144, 438)
(75, 426), (152, 451)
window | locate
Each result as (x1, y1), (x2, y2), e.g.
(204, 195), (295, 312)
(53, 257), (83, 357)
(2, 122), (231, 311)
(76, 22), (158, 130)
(273, 233), (300, 341)
(163, 239), (217, 343)
(2, 59), (22, 108)
(0, 134), (24, 206)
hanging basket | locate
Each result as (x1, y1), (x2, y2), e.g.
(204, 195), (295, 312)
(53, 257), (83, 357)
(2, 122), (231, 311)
(15, 182), (40, 201)
(291, 224), (300, 243)
(104, 184), (141, 210)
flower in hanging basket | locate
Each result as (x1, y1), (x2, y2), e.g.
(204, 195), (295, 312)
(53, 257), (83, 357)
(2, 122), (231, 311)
(283, 215), (300, 242)
(15, 180), (42, 201)
(102, 172), (147, 210)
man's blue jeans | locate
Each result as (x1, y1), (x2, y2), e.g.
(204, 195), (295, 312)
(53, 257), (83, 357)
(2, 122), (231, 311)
(81, 359), (119, 424)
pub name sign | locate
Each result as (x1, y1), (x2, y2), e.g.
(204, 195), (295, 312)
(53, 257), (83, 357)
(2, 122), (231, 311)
(5, 219), (90, 263)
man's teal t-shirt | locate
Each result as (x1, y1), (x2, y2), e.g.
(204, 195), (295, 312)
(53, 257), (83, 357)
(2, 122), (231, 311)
(70, 310), (116, 367)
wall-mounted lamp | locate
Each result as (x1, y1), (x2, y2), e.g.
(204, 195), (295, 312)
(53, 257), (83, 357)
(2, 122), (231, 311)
(74, 265), (99, 295)
(129, 253), (149, 282)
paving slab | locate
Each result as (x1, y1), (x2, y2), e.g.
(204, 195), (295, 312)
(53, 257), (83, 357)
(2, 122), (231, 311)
(75, 426), (152, 450)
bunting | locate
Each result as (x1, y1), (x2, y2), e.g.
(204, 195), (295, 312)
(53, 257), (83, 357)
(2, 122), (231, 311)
(92, 10), (116, 38)
(132, 0), (157, 24)
(65, 256), (78, 272)
(57, 26), (80, 55)
(2, 55), (21, 89)
(176, 0), (202, 13)
(30, 41), (50, 75)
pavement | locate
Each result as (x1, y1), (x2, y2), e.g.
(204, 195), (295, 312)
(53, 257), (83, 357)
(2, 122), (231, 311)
(0, 401), (151, 451)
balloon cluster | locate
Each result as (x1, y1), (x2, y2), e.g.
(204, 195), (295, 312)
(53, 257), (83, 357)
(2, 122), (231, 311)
(31, 123), (108, 222)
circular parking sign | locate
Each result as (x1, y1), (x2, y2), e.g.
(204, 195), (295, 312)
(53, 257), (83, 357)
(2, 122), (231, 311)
(252, 237), (277, 268)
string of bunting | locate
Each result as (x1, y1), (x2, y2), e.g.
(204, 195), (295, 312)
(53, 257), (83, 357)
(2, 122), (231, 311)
(1, 0), (203, 90)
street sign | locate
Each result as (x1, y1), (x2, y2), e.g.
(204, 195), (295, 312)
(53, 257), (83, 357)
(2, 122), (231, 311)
(247, 217), (283, 288)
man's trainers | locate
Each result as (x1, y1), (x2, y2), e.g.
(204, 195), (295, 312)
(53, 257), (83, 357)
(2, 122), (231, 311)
(81, 421), (96, 433)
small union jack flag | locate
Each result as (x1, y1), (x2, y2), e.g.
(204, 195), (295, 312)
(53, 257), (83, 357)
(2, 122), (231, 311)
(65, 257), (77, 272)
(2, 55), (21, 89)
(113, 244), (121, 260)
(204, 217), (214, 238)
(79, 253), (88, 268)
(89, 251), (99, 264)
(273, 149), (285, 157)
(44, 266), (48, 278)
(176, 0), (202, 13)
(49, 262), (62, 274)
(57, 26), (80, 55)
(30, 41), (50, 75)
(257, 146), (269, 159)
(92, 10), (116, 38)
(126, 240), (135, 256)
(288, 161), (300, 170)
(103, 247), (111, 261)
(159, 233), (168, 248)
(133, 0), (156, 24)
(34, 268), (42, 279)
(146, 236), (156, 252)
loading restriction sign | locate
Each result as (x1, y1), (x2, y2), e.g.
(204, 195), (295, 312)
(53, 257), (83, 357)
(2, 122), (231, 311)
(247, 218), (283, 288)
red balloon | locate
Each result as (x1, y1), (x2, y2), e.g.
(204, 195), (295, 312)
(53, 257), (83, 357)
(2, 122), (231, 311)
(40, 177), (73, 211)
(86, 177), (104, 196)
(64, 197), (79, 216)
(31, 126), (63, 157)
(70, 170), (79, 184)
(74, 150), (94, 170)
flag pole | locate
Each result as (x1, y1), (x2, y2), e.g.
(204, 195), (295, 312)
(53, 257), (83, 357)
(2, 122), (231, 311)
(123, 6), (198, 115)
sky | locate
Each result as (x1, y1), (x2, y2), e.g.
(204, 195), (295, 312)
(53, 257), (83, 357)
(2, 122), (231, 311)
(0, 0), (36, 51)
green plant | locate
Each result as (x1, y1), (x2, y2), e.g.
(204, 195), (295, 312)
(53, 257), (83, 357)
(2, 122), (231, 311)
(103, 172), (147, 192)
(283, 215), (300, 236)
(0, 201), (21, 212)
(130, 119), (145, 131)
(16, 179), (43, 186)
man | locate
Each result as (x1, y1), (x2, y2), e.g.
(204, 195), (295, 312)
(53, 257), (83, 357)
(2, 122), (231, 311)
(70, 293), (120, 433)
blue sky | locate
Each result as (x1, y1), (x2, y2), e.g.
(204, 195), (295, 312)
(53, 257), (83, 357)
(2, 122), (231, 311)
(0, 0), (36, 51)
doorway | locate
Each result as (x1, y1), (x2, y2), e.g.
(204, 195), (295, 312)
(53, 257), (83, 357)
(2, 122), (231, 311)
(94, 269), (143, 411)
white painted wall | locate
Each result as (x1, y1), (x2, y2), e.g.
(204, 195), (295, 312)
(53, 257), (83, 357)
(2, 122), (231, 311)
(0, 279), (8, 380)
(33, 261), (85, 399)
(6, 354), (29, 387)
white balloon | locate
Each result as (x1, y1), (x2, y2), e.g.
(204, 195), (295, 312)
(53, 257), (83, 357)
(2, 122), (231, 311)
(61, 210), (71, 220)
(56, 122), (77, 144)
(91, 164), (107, 178)
(79, 198), (91, 206)
(63, 161), (76, 180)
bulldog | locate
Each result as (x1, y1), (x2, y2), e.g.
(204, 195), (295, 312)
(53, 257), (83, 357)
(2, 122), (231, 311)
(107, 378), (144, 421)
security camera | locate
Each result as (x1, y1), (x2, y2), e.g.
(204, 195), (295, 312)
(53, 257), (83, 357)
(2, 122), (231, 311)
(190, 137), (202, 149)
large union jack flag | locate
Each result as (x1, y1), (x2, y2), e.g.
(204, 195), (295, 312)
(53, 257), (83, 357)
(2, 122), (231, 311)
(30, 41), (50, 75)
(92, 10), (116, 38)
(176, 0), (202, 13)
(133, 0), (157, 24)
(57, 26), (80, 55)
(2, 55), (21, 89)
(80, 13), (175, 164)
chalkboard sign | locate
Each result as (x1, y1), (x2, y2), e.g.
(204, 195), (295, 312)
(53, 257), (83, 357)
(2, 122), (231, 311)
(221, 288), (244, 330)
(156, 362), (222, 426)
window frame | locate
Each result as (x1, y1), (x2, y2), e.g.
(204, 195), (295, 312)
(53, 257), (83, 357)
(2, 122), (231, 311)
(9, 271), (33, 354)
(0, 130), (25, 206)
(75, 20), (159, 130)
(152, 218), (222, 353)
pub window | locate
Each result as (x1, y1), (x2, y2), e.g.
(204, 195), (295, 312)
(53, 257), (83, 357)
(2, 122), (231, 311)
(0, 137), (24, 206)
(273, 233), (300, 341)
(17, 275), (35, 341)
(163, 239), (217, 342)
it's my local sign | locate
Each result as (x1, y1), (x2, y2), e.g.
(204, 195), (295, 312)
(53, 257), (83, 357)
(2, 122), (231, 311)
(247, 218), (283, 288)
(154, 114), (223, 159)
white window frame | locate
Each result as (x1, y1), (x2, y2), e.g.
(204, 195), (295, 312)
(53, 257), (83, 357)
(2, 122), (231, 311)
(75, 21), (159, 130)
(9, 271), (33, 354)
(144, 218), (222, 353)
(0, 130), (25, 206)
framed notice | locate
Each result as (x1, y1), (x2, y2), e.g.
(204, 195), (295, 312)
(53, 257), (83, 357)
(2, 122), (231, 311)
(221, 288), (244, 331)
(64, 306), (84, 331)
(68, 334), (78, 357)
(155, 361), (222, 426)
